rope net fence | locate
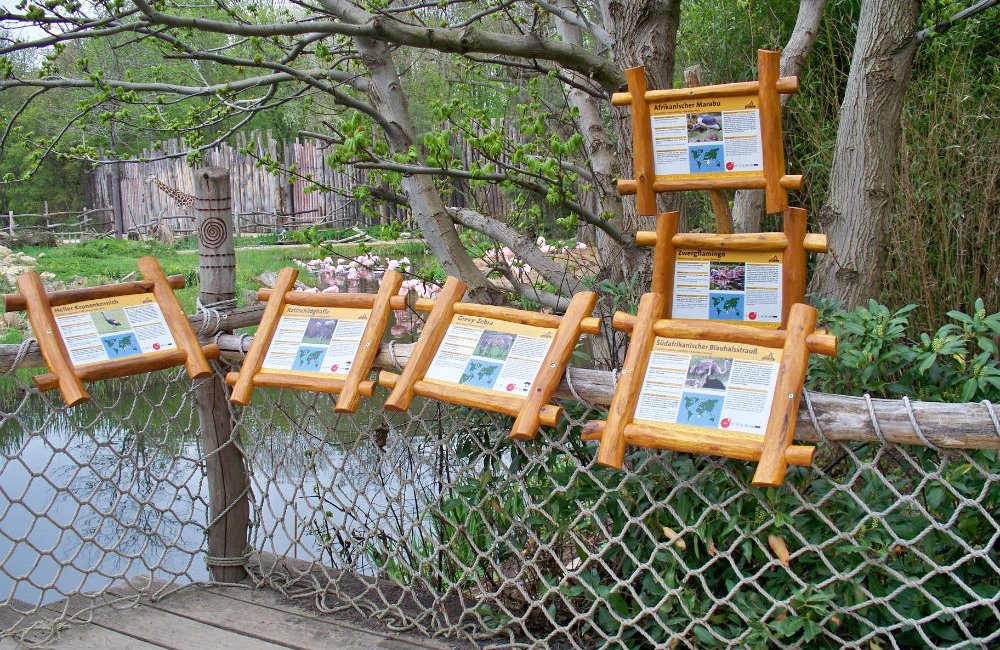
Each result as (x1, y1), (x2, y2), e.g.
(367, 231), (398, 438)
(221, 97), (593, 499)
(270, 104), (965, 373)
(0, 351), (997, 648)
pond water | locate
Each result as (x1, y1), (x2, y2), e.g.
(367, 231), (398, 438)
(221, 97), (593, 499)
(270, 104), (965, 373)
(0, 252), (438, 606)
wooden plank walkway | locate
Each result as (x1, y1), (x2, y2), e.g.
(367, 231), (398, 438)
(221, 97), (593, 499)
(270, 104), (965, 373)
(0, 583), (456, 649)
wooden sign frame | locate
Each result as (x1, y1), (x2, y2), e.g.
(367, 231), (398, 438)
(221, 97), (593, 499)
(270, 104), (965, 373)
(3, 256), (216, 408)
(636, 207), (827, 327)
(378, 276), (600, 440)
(615, 49), (801, 215)
(584, 294), (836, 487)
(226, 267), (404, 413)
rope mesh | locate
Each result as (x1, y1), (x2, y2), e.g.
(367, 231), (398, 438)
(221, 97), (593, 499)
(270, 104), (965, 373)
(0, 350), (997, 648)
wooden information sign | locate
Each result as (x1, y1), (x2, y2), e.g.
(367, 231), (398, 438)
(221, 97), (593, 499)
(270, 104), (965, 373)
(583, 293), (836, 487)
(378, 276), (600, 440)
(3, 256), (216, 408)
(615, 49), (801, 215)
(636, 207), (827, 327)
(226, 267), (404, 413)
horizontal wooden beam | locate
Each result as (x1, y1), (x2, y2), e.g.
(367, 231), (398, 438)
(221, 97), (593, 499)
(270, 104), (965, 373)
(33, 344), (219, 392)
(618, 175), (802, 195)
(611, 76), (800, 106)
(4, 275), (186, 312)
(224, 371), (375, 397)
(257, 289), (408, 311)
(411, 300), (601, 334)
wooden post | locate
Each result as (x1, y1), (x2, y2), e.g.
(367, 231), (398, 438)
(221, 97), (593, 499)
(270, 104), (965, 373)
(7, 211), (13, 236)
(625, 67), (657, 216)
(192, 166), (249, 583)
(650, 211), (679, 316)
(684, 65), (733, 234)
(597, 292), (665, 469)
(758, 49), (788, 214)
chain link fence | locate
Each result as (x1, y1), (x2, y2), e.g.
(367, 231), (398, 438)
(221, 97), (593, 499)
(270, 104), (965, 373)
(0, 355), (997, 648)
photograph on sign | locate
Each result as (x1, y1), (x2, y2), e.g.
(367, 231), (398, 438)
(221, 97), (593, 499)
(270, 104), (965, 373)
(634, 337), (782, 437)
(424, 314), (555, 397)
(52, 293), (178, 367)
(650, 95), (764, 180)
(672, 249), (782, 326)
(260, 305), (369, 378)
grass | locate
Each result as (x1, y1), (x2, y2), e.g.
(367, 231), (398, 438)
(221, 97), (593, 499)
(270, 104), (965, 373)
(7, 237), (429, 317)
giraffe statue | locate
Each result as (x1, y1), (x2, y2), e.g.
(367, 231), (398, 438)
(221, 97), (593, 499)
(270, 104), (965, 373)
(144, 175), (194, 242)
(146, 175), (196, 211)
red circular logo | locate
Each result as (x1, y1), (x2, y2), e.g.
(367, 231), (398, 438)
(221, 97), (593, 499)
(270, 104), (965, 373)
(721, 418), (731, 428)
(152, 343), (160, 350)
(748, 312), (757, 320)
(506, 383), (515, 392)
(725, 162), (735, 171)
(330, 364), (338, 372)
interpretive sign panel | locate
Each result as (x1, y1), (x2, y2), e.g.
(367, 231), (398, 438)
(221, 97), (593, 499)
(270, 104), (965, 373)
(3, 256), (214, 408)
(260, 305), (369, 378)
(425, 315), (554, 396)
(671, 249), (782, 326)
(53, 294), (178, 367)
(614, 49), (800, 216)
(584, 294), (837, 487)
(650, 95), (764, 180)
(634, 337), (781, 436)
(227, 267), (402, 413)
(380, 276), (599, 440)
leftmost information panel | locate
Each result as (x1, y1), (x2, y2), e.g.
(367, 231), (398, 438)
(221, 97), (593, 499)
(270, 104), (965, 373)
(53, 294), (178, 367)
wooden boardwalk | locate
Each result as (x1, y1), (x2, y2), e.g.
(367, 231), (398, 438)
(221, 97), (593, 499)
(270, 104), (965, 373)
(0, 583), (455, 649)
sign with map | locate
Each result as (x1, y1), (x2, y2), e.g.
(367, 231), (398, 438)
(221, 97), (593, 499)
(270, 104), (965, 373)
(649, 95), (764, 180)
(634, 337), (782, 437)
(425, 314), (554, 396)
(260, 305), (368, 377)
(672, 249), (782, 327)
(52, 294), (178, 367)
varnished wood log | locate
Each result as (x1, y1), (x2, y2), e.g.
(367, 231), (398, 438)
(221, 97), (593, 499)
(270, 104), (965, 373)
(336, 269), (403, 413)
(758, 50), (789, 214)
(803, 233), (828, 253)
(782, 207), (808, 325)
(617, 175), (803, 195)
(597, 293), (665, 469)
(650, 213), (679, 314)
(611, 76), (799, 105)
(383, 276), (466, 412)
(378, 372), (561, 427)
(624, 67), (657, 216)
(754, 303), (818, 486)
(257, 289), (408, 311)
(671, 232), (789, 252)
(137, 256), (212, 379)
(3, 275), (185, 312)
(230, 267), (298, 406)
(33, 346), (220, 391)
(225, 371), (375, 397)
(16, 272), (88, 407)
(510, 291), (598, 440)
(582, 421), (814, 466)
(610, 314), (837, 357)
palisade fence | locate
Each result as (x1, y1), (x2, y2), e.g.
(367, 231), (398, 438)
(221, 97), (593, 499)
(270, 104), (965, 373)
(0, 171), (996, 650)
(84, 126), (526, 238)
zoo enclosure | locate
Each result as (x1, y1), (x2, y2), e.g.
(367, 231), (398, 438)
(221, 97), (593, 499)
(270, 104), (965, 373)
(0, 172), (996, 649)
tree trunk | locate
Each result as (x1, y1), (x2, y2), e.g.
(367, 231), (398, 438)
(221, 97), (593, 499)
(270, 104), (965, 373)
(731, 0), (829, 232)
(809, 0), (921, 307)
(600, 0), (682, 282)
(352, 36), (503, 304)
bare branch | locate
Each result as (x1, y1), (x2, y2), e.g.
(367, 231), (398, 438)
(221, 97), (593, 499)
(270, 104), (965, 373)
(916, 0), (999, 43)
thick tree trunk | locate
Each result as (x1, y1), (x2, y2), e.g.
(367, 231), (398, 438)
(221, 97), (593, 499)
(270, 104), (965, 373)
(809, 0), (921, 307)
(601, 0), (682, 282)
(351, 34), (503, 303)
(731, 0), (828, 232)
